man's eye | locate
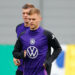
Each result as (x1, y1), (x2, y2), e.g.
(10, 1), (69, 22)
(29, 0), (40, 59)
(32, 19), (35, 20)
(29, 19), (31, 20)
(23, 13), (25, 14)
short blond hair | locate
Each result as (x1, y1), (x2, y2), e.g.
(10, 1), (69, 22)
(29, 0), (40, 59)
(22, 3), (35, 9)
(28, 8), (41, 15)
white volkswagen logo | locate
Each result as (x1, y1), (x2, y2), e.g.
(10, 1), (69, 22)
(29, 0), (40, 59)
(27, 46), (38, 59)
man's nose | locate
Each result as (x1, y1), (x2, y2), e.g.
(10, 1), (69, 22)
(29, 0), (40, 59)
(24, 14), (28, 17)
(30, 20), (33, 23)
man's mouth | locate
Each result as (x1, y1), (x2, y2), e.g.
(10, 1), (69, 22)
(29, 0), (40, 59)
(30, 24), (34, 26)
(25, 22), (29, 24)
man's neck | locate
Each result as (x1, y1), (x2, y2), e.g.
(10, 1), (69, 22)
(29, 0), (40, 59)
(30, 25), (39, 30)
(24, 22), (29, 27)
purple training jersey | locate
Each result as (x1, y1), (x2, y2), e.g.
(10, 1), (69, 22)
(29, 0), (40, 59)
(13, 26), (62, 75)
(20, 27), (48, 75)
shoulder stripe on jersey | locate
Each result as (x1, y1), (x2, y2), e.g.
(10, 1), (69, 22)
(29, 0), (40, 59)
(18, 30), (26, 38)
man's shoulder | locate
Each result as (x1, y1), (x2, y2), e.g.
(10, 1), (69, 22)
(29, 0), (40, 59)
(44, 29), (57, 40)
(16, 23), (24, 29)
(18, 31), (26, 38)
(16, 23), (24, 33)
(43, 29), (53, 36)
(18, 28), (29, 38)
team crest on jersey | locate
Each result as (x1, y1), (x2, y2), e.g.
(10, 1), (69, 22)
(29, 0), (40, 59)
(26, 46), (38, 59)
(30, 38), (35, 45)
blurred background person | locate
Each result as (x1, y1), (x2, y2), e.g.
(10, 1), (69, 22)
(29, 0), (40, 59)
(13, 3), (35, 75)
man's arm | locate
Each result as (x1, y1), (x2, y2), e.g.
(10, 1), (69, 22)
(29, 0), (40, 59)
(12, 38), (25, 59)
(45, 37), (62, 66)
(44, 30), (62, 68)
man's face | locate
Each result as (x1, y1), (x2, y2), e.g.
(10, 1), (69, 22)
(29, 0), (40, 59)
(29, 14), (41, 30)
(22, 8), (30, 23)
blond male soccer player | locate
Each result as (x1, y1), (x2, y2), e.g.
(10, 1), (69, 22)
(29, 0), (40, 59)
(13, 8), (62, 75)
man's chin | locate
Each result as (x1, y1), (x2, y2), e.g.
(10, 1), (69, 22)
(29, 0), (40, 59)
(25, 22), (29, 24)
(30, 27), (35, 30)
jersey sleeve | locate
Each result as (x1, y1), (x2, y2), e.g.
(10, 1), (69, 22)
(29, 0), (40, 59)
(44, 30), (62, 73)
(12, 37), (24, 59)
(49, 33), (62, 63)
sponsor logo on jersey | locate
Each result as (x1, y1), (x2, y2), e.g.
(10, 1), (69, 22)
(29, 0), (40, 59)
(27, 46), (38, 59)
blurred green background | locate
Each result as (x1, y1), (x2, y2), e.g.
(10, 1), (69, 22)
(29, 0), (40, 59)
(0, 45), (17, 75)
